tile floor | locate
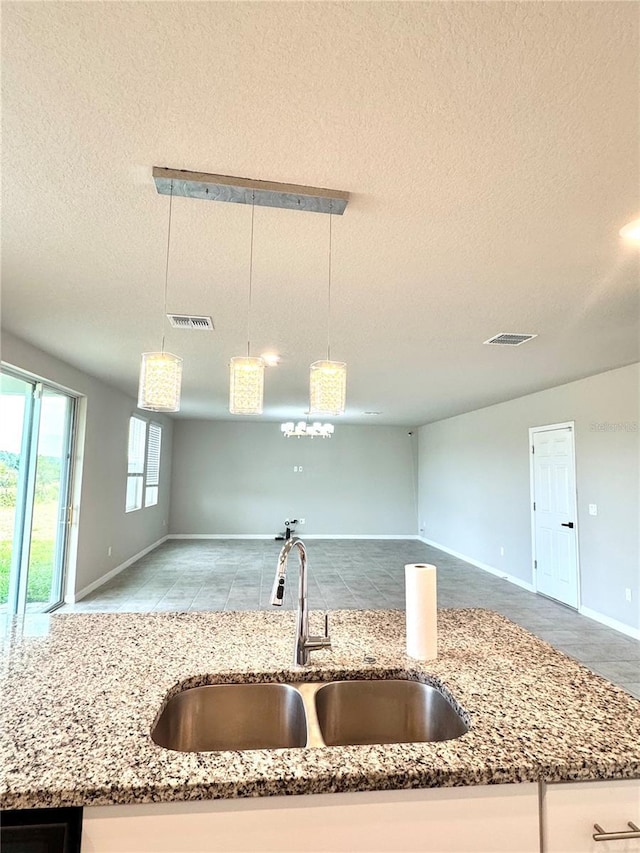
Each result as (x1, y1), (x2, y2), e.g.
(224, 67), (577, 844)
(59, 539), (640, 698)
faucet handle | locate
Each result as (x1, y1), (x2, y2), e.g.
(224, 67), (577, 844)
(306, 612), (331, 653)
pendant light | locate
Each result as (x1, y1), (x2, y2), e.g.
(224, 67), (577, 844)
(138, 180), (183, 412)
(281, 421), (334, 438)
(309, 207), (347, 416)
(229, 197), (265, 414)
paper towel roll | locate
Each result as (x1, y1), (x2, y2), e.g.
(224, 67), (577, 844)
(405, 563), (438, 660)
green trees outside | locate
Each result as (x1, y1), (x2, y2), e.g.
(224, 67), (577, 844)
(0, 451), (20, 506)
(0, 451), (61, 605)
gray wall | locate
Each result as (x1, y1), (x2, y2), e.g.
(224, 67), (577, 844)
(417, 363), (640, 630)
(1, 332), (173, 596)
(170, 421), (418, 536)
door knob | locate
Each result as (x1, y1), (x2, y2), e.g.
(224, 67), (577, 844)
(561, 522), (574, 528)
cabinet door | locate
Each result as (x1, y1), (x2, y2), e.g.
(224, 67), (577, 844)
(542, 779), (640, 852)
(83, 784), (540, 853)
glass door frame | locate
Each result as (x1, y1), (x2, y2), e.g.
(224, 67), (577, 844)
(3, 367), (77, 615)
(7, 378), (39, 614)
(46, 386), (75, 612)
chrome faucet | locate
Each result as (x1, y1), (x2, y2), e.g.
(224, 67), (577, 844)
(270, 537), (331, 666)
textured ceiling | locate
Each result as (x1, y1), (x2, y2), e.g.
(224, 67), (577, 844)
(1, 1), (638, 425)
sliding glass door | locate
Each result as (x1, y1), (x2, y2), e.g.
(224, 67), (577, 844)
(0, 372), (30, 614)
(0, 370), (75, 615)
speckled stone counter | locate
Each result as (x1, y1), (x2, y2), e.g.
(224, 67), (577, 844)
(0, 608), (639, 809)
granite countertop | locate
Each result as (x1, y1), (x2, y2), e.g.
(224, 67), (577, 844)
(1, 608), (639, 810)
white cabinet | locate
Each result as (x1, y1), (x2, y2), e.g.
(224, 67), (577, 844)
(541, 778), (640, 852)
(83, 783), (540, 853)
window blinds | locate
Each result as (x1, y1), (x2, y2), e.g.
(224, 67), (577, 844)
(146, 423), (162, 487)
(144, 422), (162, 507)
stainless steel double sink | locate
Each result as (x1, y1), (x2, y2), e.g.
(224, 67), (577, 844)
(151, 679), (469, 752)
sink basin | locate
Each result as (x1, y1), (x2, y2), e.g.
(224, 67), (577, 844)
(151, 683), (308, 752)
(151, 678), (468, 752)
(314, 679), (469, 746)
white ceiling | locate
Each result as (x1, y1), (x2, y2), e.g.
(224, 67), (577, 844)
(2, 1), (638, 426)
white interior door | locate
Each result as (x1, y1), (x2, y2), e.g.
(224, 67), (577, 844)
(531, 425), (579, 608)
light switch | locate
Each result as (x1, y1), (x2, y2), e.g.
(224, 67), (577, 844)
(588, 504), (597, 516)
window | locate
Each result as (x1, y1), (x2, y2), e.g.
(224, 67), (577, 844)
(126, 417), (146, 512)
(145, 422), (162, 507)
(126, 417), (162, 512)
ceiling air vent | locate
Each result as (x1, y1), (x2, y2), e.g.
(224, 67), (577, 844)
(167, 314), (214, 331)
(483, 333), (537, 346)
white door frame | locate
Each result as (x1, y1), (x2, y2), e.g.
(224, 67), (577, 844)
(528, 421), (581, 608)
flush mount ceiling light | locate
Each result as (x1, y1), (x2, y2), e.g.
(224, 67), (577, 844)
(281, 421), (334, 439)
(309, 208), (347, 416)
(229, 196), (265, 415)
(619, 217), (640, 244)
(138, 180), (183, 412)
(261, 352), (281, 367)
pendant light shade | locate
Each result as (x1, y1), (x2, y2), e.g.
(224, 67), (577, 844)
(229, 356), (265, 415)
(310, 207), (347, 416)
(309, 360), (347, 416)
(138, 352), (183, 412)
(138, 179), (183, 413)
(230, 197), (266, 415)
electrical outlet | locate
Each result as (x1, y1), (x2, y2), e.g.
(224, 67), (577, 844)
(107, 546), (112, 557)
(625, 588), (633, 602)
(589, 504), (598, 516)
(500, 546), (504, 557)
(294, 466), (298, 472)
(299, 518), (305, 525)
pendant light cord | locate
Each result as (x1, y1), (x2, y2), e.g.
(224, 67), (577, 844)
(247, 194), (255, 357)
(327, 207), (332, 361)
(161, 180), (174, 353)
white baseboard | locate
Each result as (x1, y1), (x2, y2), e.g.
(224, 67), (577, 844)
(69, 536), (169, 603)
(579, 605), (640, 641)
(419, 537), (640, 640)
(304, 534), (419, 540)
(168, 534), (275, 540)
(418, 536), (535, 592)
(168, 534), (420, 541)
